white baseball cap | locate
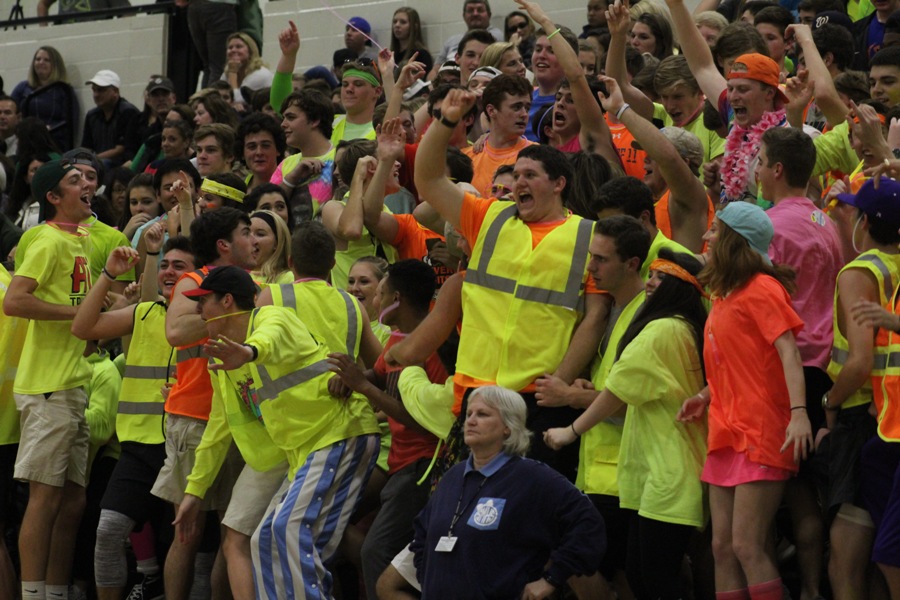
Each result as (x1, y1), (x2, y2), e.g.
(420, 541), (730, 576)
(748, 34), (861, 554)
(87, 69), (121, 88)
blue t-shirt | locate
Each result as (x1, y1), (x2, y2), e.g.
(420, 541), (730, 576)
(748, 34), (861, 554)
(526, 89), (556, 142)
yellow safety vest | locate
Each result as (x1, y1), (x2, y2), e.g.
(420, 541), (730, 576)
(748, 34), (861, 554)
(828, 250), (900, 410)
(269, 279), (364, 357)
(578, 291), (645, 496)
(117, 302), (173, 445)
(458, 202), (594, 391)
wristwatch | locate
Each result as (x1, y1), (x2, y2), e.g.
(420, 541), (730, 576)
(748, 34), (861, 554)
(822, 392), (839, 411)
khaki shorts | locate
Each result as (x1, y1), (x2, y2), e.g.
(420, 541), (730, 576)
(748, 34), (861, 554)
(14, 389), (90, 488)
(151, 414), (243, 511)
(222, 462), (288, 536)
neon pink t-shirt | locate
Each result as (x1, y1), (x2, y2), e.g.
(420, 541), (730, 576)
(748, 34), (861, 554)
(767, 196), (843, 369)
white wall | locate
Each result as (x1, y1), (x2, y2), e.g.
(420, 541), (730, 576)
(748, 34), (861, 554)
(0, 0), (697, 132)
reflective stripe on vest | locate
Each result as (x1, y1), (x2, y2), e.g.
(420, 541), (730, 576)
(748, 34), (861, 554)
(124, 365), (172, 380)
(465, 204), (594, 310)
(830, 252), (897, 370)
(857, 253), (895, 300)
(176, 346), (206, 363)
(118, 401), (166, 415)
(277, 283), (358, 355)
(254, 360), (332, 402)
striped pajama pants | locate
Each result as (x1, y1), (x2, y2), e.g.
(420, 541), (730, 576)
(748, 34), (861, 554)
(251, 434), (379, 599)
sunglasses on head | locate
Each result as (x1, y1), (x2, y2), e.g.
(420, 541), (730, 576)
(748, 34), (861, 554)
(344, 57), (375, 67)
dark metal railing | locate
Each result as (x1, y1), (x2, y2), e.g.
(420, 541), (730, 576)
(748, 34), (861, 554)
(2, 1), (176, 31)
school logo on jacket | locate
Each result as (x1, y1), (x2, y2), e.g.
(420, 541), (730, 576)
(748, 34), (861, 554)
(467, 497), (505, 530)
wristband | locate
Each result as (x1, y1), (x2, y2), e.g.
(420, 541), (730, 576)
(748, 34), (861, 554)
(146, 251), (160, 256)
(570, 423), (580, 437)
(102, 267), (116, 281)
(439, 115), (460, 129)
(615, 103), (631, 120)
(822, 392), (839, 411)
(542, 571), (562, 589)
(282, 178), (296, 189)
(244, 344), (259, 361)
(547, 28), (562, 40)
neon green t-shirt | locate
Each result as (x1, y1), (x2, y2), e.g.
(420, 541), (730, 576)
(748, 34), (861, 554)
(653, 103), (725, 164)
(0, 265), (26, 445)
(605, 318), (708, 527)
(14, 224), (93, 394)
(15, 215), (135, 284)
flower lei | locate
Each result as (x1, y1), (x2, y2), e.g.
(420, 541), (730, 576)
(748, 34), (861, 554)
(721, 108), (786, 202)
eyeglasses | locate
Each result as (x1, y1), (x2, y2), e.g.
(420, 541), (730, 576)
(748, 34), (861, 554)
(507, 21), (529, 34)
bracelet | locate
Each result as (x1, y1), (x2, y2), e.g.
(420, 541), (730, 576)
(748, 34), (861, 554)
(547, 28), (561, 40)
(243, 344), (259, 361)
(570, 423), (580, 437)
(615, 103), (631, 120)
(790, 406), (807, 411)
(282, 178), (296, 189)
(439, 115), (459, 129)
(145, 251), (160, 256)
(101, 267), (116, 281)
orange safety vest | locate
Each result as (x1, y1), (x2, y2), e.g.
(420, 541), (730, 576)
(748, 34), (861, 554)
(165, 268), (213, 421)
(872, 283), (900, 442)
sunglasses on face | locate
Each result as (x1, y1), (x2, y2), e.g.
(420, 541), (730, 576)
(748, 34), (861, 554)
(507, 22), (529, 34)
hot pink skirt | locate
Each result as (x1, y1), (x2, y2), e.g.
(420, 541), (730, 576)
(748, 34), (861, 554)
(701, 447), (793, 487)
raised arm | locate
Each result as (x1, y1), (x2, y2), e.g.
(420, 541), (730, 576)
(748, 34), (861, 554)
(414, 89), (476, 230)
(384, 57), (427, 124)
(141, 221), (166, 303)
(603, 0), (655, 120)
(362, 120), (404, 243)
(663, 0), (726, 102)
(270, 21), (300, 115)
(71, 247), (140, 340)
(786, 24), (848, 127)
(516, 0), (622, 165)
(600, 76), (708, 251)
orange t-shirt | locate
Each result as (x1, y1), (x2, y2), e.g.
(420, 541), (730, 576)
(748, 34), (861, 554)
(654, 189), (716, 251)
(453, 193), (600, 398)
(463, 137), (535, 198)
(390, 214), (455, 293)
(606, 115), (647, 180)
(704, 273), (804, 472)
(165, 269), (213, 420)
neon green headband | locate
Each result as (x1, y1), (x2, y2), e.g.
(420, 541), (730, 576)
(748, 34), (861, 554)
(342, 69), (381, 88)
(201, 179), (245, 203)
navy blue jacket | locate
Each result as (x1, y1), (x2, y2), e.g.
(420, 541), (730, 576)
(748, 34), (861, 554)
(411, 454), (605, 599)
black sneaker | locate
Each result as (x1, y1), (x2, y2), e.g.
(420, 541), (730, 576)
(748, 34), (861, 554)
(127, 574), (164, 600)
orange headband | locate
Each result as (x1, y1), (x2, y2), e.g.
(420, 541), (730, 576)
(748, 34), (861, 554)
(649, 259), (706, 296)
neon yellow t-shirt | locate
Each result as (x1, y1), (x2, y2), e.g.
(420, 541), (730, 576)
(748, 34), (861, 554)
(0, 265), (26, 445)
(605, 318), (708, 527)
(653, 103), (725, 164)
(13, 224), (93, 394)
(15, 216), (135, 284)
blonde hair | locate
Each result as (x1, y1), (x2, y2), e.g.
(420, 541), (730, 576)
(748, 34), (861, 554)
(694, 10), (728, 32)
(227, 32), (267, 83)
(480, 42), (518, 69)
(251, 210), (292, 283)
(28, 46), (68, 88)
